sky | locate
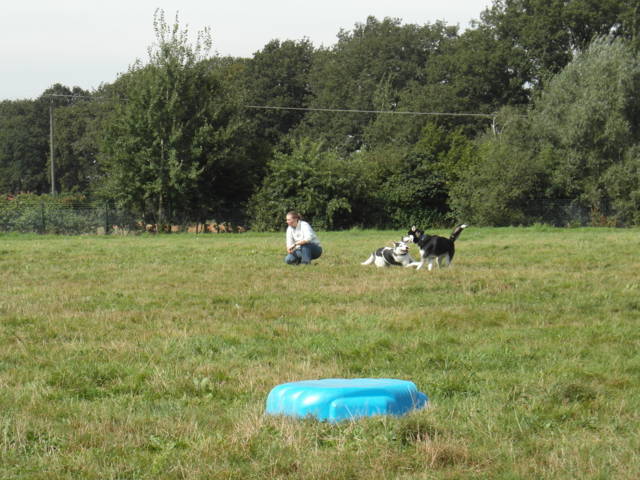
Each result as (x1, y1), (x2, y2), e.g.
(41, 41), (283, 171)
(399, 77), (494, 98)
(1, 0), (493, 101)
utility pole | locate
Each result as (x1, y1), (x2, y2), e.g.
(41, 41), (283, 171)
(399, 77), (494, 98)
(49, 98), (55, 195)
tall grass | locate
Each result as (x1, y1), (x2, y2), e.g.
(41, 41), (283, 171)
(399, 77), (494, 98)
(1, 227), (639, 479)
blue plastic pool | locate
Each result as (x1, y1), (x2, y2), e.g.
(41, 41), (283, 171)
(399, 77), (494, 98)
(266, 378), (428, 422)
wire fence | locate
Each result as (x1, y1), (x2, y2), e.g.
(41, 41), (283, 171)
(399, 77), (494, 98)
(522, 199), (618, 227)
(0, 201), (250, 235)
(0, 198), (621, 234)
(0, 202), (131, 235)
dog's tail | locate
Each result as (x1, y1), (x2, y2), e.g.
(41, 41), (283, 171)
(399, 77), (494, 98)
(449, 224), (468, 242)
(361, 253), (375, 265)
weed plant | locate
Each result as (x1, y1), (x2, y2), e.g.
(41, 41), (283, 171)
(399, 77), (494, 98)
(1, 227), (639, 479)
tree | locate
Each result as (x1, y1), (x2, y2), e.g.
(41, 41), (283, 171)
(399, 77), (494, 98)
(364, 23), (526, 149)
(531, 35), (640, 215)
(100, 10), (247, 223)
(450, 36), (640, 226)
(299, 17), (457, 153)
(479, 0), (639, 89)
(45, 86), (111, 194)
(0, 83), (102, 196)
(243, 39), (315, 145)
(423, 24), (531, 109)
(0, 99), (48, 194)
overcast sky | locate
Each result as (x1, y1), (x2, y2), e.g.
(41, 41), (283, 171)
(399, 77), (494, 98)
(1, 0), (492, 101)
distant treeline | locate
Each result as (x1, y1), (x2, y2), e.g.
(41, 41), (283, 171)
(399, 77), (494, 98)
(1, 2), (639, 229)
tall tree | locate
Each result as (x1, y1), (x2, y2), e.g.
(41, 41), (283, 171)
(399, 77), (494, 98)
(299, 17), (457, 153)
(364, 22), (526, 149)
(0, 99), (48, 194)
(100, 10), (246, 223)
(531, 36), (640, 211)
(44, 86), (111, 194)
(450, 36), (640, 225)
(243, 39), (315, 145)
(479, 0), (639, 88)
(0, 83), (100, 195)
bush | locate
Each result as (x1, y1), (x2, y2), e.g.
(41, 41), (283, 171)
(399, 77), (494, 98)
(603, 146), (640, 225)
(449, 125), (549, 226)
(248, 139), (371, 231)
(372, 123), (477, 228)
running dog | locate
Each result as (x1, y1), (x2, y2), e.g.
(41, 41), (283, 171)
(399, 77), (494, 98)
(361, 241), (414, 267)
(404, 225), (468, 270)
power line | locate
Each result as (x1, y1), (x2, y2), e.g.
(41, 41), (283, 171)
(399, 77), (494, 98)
(244, 104), (496, 119)
(45, 96), (496, 119)
(44, 94), (108, 101)
(42, 98), (498, 195)
(45, 94), (93, 98)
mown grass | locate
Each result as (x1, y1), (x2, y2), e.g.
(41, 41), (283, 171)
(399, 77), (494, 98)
(1, 227), (639, 479)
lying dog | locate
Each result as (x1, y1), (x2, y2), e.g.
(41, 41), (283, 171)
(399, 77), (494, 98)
(404, 225), (468, 270)
(361, 241), (414, 267)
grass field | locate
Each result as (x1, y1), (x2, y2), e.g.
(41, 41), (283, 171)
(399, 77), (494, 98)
(1, 227), (639, 479)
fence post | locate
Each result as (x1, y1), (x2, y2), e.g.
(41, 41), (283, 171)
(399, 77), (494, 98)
(40, 201), (46, 234)
(105, 203), (110, 234)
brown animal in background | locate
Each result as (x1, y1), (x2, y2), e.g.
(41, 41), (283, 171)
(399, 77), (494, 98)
(111, 225), (130, 236)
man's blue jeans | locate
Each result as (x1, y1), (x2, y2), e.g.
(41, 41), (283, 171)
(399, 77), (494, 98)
(284, 243), (323, 265)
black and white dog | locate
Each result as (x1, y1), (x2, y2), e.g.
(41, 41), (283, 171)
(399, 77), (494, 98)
(404, 225), (468, 270)
(361, 241), (414, 268)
